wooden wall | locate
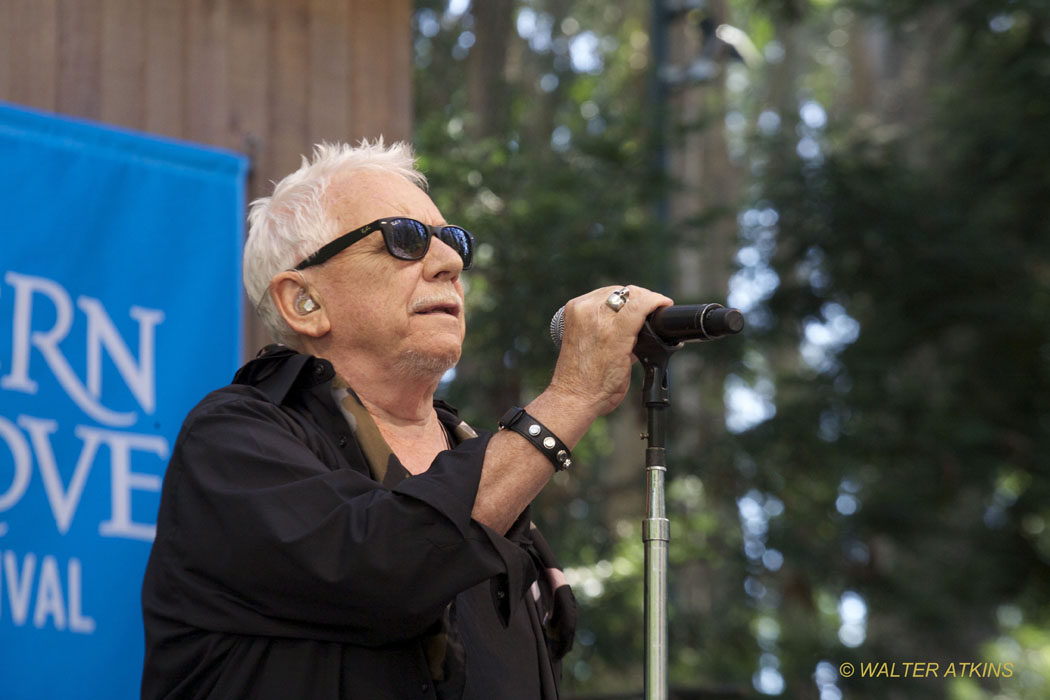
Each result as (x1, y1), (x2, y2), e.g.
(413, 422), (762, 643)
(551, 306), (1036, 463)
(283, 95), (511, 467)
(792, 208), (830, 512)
(0, 0), (414, 354)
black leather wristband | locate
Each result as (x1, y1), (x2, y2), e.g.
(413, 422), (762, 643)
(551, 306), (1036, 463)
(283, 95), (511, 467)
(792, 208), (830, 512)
(498, 407), (573, 471)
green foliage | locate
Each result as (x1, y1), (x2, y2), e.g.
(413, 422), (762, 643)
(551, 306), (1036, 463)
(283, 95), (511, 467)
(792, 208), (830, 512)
(413, 3), (666, 423)
(735, 1), (1050, 698)
(413, 0), (1050, 697)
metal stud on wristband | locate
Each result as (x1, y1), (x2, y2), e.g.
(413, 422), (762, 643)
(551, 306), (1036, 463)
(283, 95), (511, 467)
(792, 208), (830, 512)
(498, 407), (573, 471)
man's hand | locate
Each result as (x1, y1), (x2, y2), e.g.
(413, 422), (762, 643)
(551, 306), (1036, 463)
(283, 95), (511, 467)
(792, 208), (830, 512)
(548, 285), (674, 419)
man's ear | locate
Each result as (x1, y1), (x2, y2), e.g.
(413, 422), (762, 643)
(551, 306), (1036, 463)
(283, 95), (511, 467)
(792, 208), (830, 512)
(270, 270), (331, 339)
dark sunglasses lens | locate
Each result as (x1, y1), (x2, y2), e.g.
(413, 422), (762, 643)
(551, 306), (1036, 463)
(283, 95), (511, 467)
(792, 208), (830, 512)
(439, 227), (474, 268)
(386, 219), (430, 260)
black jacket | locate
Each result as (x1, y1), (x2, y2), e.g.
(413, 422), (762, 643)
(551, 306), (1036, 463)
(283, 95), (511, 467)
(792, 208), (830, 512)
(141, 348), (573, 699)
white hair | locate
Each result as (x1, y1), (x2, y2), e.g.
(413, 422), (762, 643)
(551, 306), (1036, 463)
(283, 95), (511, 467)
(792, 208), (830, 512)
(244, 139), (427, 345)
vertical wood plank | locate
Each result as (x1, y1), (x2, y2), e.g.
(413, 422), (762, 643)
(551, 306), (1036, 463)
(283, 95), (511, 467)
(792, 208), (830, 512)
(385, 0), (412, 141)
(227, 0), (271, 200)
(185, 0), (229, 147)
(348, 0), (389, 140)
(101, 0), (146, 128)
(307, 0), (351, 144)
(0, 2), (10, 99)
(7, 0), (58, 111)
(144, 0), (186, 137)
(229, 0), (274, 355)
(268, 0), (310, 173)
(56, 0), (102, 120)
(348, 0), (410, 142)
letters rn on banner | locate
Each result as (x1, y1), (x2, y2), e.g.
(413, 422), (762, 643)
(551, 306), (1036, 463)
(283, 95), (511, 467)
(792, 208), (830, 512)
(0, 102), (248, 700)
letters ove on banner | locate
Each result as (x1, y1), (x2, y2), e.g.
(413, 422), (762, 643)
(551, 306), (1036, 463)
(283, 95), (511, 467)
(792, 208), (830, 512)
(1, 270), (167, 634)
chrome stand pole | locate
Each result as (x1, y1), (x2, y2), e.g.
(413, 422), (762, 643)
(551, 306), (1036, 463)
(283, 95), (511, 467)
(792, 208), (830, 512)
(636, 327), (679, 700)
(643, 412), (670, 700)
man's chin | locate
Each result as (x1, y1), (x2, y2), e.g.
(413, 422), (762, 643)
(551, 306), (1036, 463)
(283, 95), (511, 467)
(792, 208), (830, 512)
(393, 347), (461, 380)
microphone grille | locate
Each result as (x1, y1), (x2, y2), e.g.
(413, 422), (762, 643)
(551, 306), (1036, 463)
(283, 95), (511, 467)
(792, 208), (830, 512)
(550, 306), (566, 350)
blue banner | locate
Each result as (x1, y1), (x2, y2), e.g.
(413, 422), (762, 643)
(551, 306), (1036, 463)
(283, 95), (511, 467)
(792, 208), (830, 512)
(0, 103), (248, 699)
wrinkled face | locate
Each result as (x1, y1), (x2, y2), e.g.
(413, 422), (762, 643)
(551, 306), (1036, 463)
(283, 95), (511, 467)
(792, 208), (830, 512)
(306, 169), (466, 377)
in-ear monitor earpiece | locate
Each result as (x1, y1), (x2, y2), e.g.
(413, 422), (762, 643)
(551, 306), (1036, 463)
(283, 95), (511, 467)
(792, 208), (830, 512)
(295, 288), (319, 314)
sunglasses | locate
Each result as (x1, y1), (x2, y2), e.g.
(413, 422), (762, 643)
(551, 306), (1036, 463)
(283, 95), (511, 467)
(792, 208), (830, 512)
(294, 217), (474, 271)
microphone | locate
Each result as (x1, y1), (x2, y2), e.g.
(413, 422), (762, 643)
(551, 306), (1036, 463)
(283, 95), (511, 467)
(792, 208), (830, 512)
(550, 303), (744, 350)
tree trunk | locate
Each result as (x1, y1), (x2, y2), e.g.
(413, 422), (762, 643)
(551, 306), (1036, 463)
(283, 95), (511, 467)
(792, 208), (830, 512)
(467, 0), (514, 138)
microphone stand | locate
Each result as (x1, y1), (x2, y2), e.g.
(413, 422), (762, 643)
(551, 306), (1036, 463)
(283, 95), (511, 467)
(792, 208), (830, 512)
(634, 322), (682, 700)
(552, 301), (742, 699)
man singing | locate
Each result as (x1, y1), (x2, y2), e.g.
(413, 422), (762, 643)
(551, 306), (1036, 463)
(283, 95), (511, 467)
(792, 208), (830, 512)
(141, 140), (672, 699)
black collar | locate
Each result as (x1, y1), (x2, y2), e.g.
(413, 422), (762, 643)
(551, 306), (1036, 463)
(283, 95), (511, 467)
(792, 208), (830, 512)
(232, 344), (334, 404)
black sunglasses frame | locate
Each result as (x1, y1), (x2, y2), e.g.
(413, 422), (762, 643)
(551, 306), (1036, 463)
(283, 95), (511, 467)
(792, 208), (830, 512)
(294, 217), (474, 271)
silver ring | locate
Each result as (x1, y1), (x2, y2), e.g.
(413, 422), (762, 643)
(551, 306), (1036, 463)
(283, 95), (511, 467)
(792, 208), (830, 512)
(605, 287), (630, 312)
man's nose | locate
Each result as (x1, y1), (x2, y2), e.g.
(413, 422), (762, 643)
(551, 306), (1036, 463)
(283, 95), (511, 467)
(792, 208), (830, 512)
(423, 236), (464, 279)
